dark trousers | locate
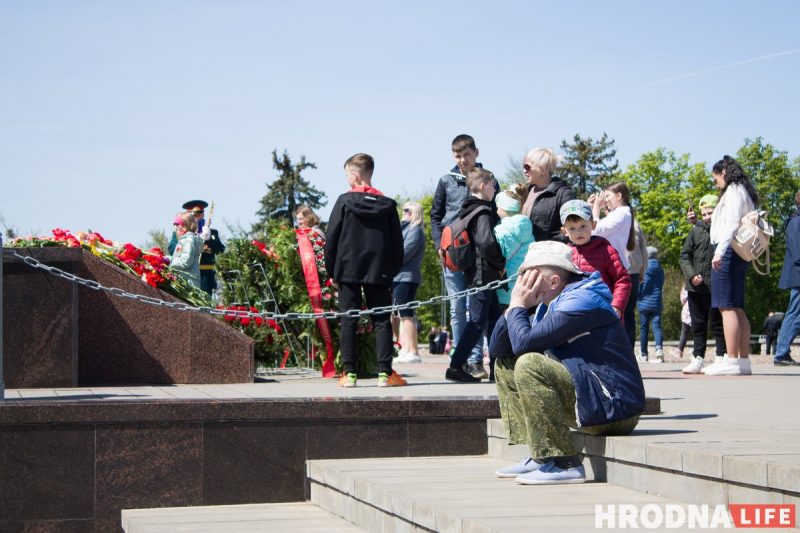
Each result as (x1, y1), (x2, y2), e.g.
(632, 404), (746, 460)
(687, 290), (726, 358)
(623, 274), (640, 347)
(338, 283), (393, 375)
(450, 290), (501, 370)
(764, 334), (777, 355)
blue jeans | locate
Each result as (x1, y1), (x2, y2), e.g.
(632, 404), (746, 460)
(775, 287), (800, 360)
(442, 268), (483, 363)
(450, 289), (501, 370)
(639, 310), (662, 356)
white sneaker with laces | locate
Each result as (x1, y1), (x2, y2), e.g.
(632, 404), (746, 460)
(704, 355), (751, 376)
(682, 356), (704, 374)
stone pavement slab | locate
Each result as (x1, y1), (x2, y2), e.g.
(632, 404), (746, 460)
(122, 502), (365, 532)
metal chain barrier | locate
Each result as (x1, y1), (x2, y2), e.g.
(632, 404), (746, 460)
(4, 248), (517, 321)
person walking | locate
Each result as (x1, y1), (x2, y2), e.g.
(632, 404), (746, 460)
(638, 246), (665, 363)
(393, 202), (426, 363)
(773, 191), (800, 366)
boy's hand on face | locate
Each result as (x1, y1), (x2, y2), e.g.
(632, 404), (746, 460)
(510, 269), (545, 309)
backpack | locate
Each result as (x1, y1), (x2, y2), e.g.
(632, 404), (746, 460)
(439, 206), (489, 272)
(731, 210), (774, 275)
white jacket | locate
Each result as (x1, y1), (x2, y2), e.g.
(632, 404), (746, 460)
(594, 205), (632, 269)
(710, 183), (755, 258)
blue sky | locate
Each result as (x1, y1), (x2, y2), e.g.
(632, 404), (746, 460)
(1, 1), (799, 246)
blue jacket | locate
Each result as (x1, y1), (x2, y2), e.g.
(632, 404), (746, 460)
(489, 272), (646, 427)
(494, 214), (534, 305)
(779, 210), (800, 289)
(394, 221), (425, 284)
(637, 258), (664, 312)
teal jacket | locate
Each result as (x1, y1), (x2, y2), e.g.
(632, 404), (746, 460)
(170, 232), (204, 287)
(494, 214), (534, 305)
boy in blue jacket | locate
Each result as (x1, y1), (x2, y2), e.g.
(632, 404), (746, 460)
(489, 241), (645, 485)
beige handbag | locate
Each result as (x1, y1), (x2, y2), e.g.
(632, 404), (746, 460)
(731, 210), (774, 275)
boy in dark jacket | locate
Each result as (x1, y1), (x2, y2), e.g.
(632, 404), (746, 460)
(446, 168), (506, 383)
(325, 153), (406, 387)
(679, 194), (726, 373)
(638, 247), (665, 362)
(430, 134), (499, 375)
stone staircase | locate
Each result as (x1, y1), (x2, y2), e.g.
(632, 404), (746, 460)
(123, 414), (800, 532)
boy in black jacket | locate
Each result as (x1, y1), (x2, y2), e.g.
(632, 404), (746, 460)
(325, 153), (406, 387)
(446, 168), (506, 383)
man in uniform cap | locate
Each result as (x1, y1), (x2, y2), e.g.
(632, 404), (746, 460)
(168, 200), (225, 295)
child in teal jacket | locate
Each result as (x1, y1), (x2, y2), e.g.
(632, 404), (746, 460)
(170, 212), (204, 288)
(494, 185), (534, 307)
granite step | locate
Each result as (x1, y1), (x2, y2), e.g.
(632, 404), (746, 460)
(121, 502), (365, 532)
(307, 456), (695, 532)
(488, 417), (800, 509)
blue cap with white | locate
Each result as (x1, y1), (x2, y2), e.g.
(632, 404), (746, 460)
(559, 200), (593, 224)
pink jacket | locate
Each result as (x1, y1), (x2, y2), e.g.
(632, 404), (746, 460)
(569, 236), (632, 312)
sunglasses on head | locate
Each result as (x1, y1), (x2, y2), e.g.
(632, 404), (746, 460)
(402, 208), (411, 213)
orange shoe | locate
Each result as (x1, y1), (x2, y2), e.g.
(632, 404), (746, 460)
(339, 373), (357, 388)
(378, 371), (407, 387)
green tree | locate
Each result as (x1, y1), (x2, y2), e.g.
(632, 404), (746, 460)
(620, 148), (712, 267)
(559, 133), (619, 197)
(142, 227), (169, 251)
(253, 150), (326, 233)
(501, 155), (525, 189)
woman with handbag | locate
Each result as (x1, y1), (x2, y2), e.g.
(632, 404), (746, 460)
(704, 155), (759, 376)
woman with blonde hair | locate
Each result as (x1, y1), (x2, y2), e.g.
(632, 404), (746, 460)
(521, 147), (575, 241)
(393, 201), (426, 363)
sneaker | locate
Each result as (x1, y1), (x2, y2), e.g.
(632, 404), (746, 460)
(701, 355), (724, 374)
(395, 352), (422, 364)
(515, 461), (586, 485)
(650, 356), (664, 364)
(495, 457), (544, 478)
(445, 367), (481, 383)
(378, 371), (407, 387)
(339, 373), (357, 388)
(774, 357), (800, 366)
(703, 355), (751, 376)
(637, 353), (648, 363)
(655, 347), (664, 358)
(465, 362), (488, 379)
(682, 356), (704, 374)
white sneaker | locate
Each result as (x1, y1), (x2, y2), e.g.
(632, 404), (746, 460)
(704, 355), (751, 376)
(637, 353), (648, 363)
(655, 347), (664, 357)
(701, 355), (724, 374)
(682, 356), (704, 374)
(650, 356), (664, 364)
(395, 352), (422, 364)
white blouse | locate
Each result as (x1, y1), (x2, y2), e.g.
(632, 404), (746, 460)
(710, 183), (755, 258)
(593, 205), (632, 269)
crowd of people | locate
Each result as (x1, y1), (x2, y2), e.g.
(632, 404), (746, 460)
(163, 133), (799, 485)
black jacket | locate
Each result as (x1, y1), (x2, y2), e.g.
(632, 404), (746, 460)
(458, 196), (505, 288)
(528, 176), (575, 242)
(324, 191), (403, 286)
(679, 221), (713, 293)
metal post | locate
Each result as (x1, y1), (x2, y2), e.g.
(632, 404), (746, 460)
(1, 234), (5, 400)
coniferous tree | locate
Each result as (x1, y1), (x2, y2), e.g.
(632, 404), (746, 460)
(252, 150), (326, 234)
(559, 133), (619, 197)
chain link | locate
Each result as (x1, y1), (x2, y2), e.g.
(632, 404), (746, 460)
(4, 248), (517, 321)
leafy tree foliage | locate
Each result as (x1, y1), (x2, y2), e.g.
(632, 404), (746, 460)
(559, 133), (619, 197)
(252, 150), (326, 233)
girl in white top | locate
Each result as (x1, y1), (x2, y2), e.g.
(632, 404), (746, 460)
(704, 155), (759, 376)
(588, 181), (635, 270)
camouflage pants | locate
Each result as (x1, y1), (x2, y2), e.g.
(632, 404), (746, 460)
(495, 352), (640, 459)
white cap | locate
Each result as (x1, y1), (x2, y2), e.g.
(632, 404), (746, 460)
(518, 241), (583, 275)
